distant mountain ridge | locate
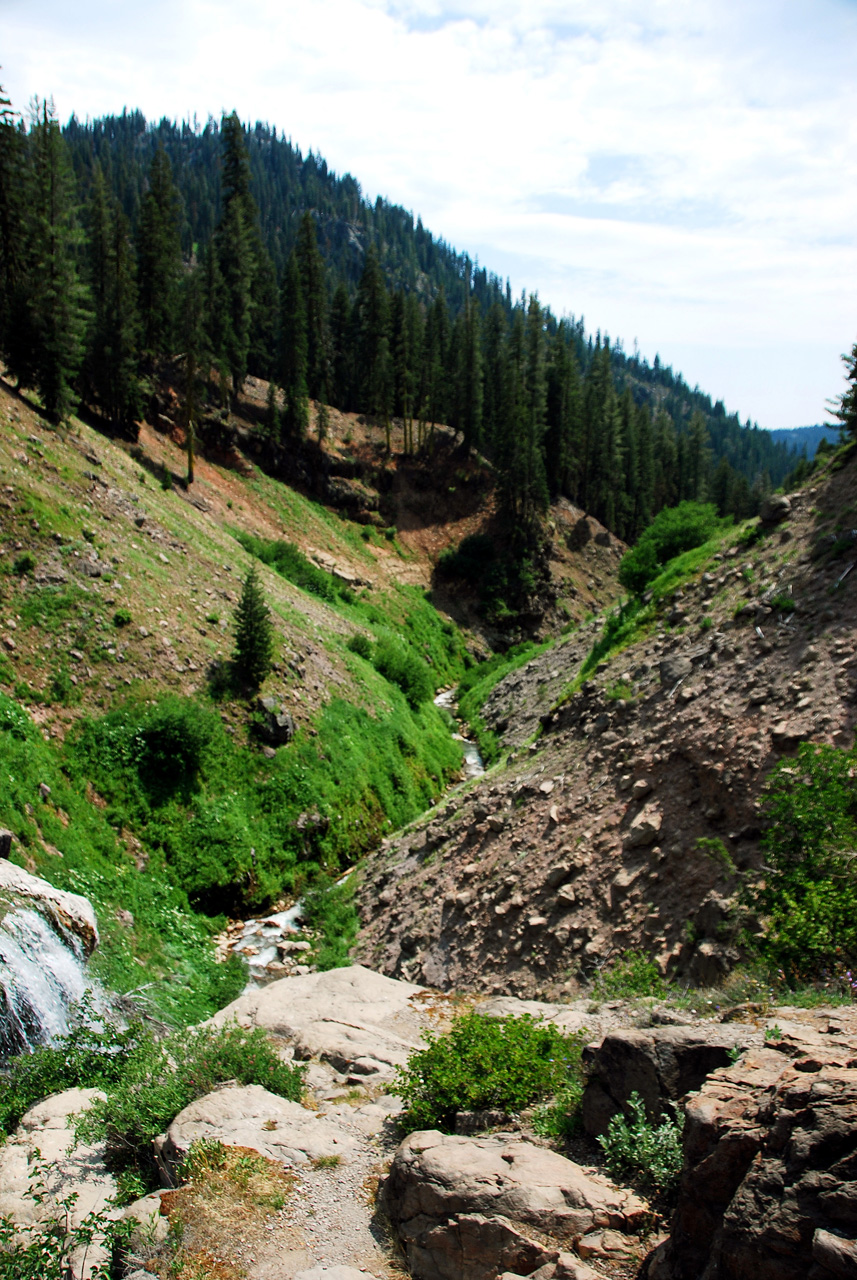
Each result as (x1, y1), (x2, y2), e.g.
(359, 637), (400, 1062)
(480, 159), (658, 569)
(767, 424), (839, 457)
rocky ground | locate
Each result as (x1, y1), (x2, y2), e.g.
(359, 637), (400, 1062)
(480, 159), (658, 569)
(355, 463), (857, 998)
(3, 964), (856, 1280)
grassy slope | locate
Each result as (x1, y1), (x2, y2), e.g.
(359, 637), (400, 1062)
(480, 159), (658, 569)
(0, 383), (469, 1023)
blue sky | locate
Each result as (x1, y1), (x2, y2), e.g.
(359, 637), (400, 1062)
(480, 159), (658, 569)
(2, 0), (856, 428)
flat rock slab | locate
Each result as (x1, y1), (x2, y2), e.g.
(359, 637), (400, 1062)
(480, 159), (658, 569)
(210, 964), (429, 1076)
(155, 1084), (359, 1172)
(383, 1130), (646, 1280)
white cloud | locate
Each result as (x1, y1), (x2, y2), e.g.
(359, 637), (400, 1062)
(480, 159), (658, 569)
(3, 0), (856, 426)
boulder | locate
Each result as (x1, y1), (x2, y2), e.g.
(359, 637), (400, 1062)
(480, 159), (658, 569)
(208, 964), (428, 1077)
(0, 861), (99, 955)
(648, 1007), (857, 1280)
(624, 804), (662, 849)
(0, 1087), (115, 1279)
(581, 1023), (764, 1137)
(759, 493), (791, 525)
(383, 1130), (646, 1280)
(659, 655), (693, 686)
(255, 696), (296, 746)
(154, 1083), (358, 1175)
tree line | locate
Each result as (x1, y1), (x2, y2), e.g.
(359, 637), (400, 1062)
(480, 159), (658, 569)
(0, 94), (804, 547)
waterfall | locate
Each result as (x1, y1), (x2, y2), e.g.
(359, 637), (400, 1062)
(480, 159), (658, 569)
(0, 907), (93, 1061)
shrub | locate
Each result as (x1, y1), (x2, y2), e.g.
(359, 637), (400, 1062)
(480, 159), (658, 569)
(232, 565), (274, 689)
(394, 1012), (585, 1133)
(346, 632), (372, 660)
(0, 1167), (131, 1279)
(300, 871), (359, 970)
(619, 501), (728, 594)
(372, 636), (434, 707)
(599, 1090), (684, 1198)
(593, 951), (667, 999)
(112, 607), (132, 626)
(78, 1022), (304, 1181)
(751, 742), (857, 979)
(12, 551), (36, 576)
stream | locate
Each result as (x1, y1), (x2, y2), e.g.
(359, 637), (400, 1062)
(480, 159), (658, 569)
(224, 685), (485, 987)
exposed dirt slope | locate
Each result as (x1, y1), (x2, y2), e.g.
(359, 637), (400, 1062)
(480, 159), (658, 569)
(355, 454), (857, 996)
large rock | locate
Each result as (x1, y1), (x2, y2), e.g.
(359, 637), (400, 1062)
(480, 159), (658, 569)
(383, 1130), (646, 1280)
(209, 964), (428, 1077)
(648, 1006), (857, 1280)
(0, 1087), (115, 1278)
(623, 803), (663, 849)
(154, 1083), (358, 1174)
(581, 1022), (764, 1137)
(759, 493), (792, 525)
(658, 655), (692, 686)
(0, 861), (99, 954)
(255, 695), (296, 746)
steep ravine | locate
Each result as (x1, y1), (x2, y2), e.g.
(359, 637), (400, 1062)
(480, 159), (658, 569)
(355, 466), (857, 996)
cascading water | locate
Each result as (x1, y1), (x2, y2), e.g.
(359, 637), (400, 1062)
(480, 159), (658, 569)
(0, 907), (93, 1061)
(434, 687), (485, 779)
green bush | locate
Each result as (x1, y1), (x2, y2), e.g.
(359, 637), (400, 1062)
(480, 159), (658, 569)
(346, 632), (372, 660)
(372, 635), (434, 707)
(394, 1012), (585, 1133)
(77, 1022), (304, 1182)
(300, 871), (359, 970)
(236, 532), (348, 604)
(751, 742), (857, 979)
(12, 551), (36, 576)
(112, 607), (132, 626)
(619, 501), (728, 594)
(0, 1004), (138, 1137)
(593, 951), (667, 999)
(599, 1091), (684, 1198)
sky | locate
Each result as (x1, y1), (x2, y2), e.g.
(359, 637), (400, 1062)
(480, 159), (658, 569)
(2, 0), (856, 429)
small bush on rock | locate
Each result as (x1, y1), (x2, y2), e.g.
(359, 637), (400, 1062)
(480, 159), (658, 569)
(394, 1012), (585, 1133)
(599, 1090), (684, 1198)
(593, 951), (667, 999)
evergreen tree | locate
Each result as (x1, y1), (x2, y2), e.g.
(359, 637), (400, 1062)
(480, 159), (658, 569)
(328, 281), (352, 409)
(233, 564), (275, 689)
(137, 146), (182, 359)
(355, 246), (391, 449)
(544, 322), (583, 501)
(279, 249), (309, 440)
(295, 211), (328, 400)
(452, 277), (482, 451)
(833, 338), (857, 439)
(26, 99), (89, 423)
(180, 264), (205, 484)
(422, 288), (450, 441)
(86, 165), (141, 429)
(0, 86), (31, 385)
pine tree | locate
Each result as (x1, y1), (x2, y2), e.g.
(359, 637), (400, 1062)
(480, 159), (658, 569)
(295, 211), (328, 400)
(328, 281), (351, 410)
(0, 85), (32, 385)
(279, 249), (309, 440)
(355, 246), (391, 449)
(27, 99), (89, 423)
(137, 146), (182, 359)
(85, 168), (141, 430)
(452, 276), (482, 451)
(215, 113), (256, 400)
(180, 264), (205, 484)
(833, 338), (857, 439)
(233, 564), (274, 688)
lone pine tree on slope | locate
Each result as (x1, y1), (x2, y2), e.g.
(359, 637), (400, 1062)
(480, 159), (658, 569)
(233, 565), (274, 688)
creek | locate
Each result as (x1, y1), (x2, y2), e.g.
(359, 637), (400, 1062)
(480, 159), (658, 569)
(225, 685), (485, 987)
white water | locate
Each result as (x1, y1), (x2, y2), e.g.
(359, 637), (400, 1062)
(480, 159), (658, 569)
(0, 908), (93, 1060)
(434, 687), (485, 779)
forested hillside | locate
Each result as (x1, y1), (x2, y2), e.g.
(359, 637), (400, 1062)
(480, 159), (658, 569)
(0, 95), (799, 557)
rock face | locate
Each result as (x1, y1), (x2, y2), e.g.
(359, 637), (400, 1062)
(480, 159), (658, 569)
(383, 1130), (646, 1280)
(649, 1007), (857, 1280)
(0, 860), (99, 955)
(154, 1083), (358, 1174)
(209, 964), (428, 1078)
(255, 695), (296, 746)
(0, 1087), (115, 1278)
(581, 1022), (764, 1137)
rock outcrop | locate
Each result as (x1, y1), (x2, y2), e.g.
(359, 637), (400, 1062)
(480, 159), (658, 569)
(0, 860), (99, 955)
(383, 1130), (647, 1280)
(648, 1007), (857, 1280)
(581, 1021), (764, 1136)
(209, 964), (429, 1078)
(154, 1083), (358, 1175)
